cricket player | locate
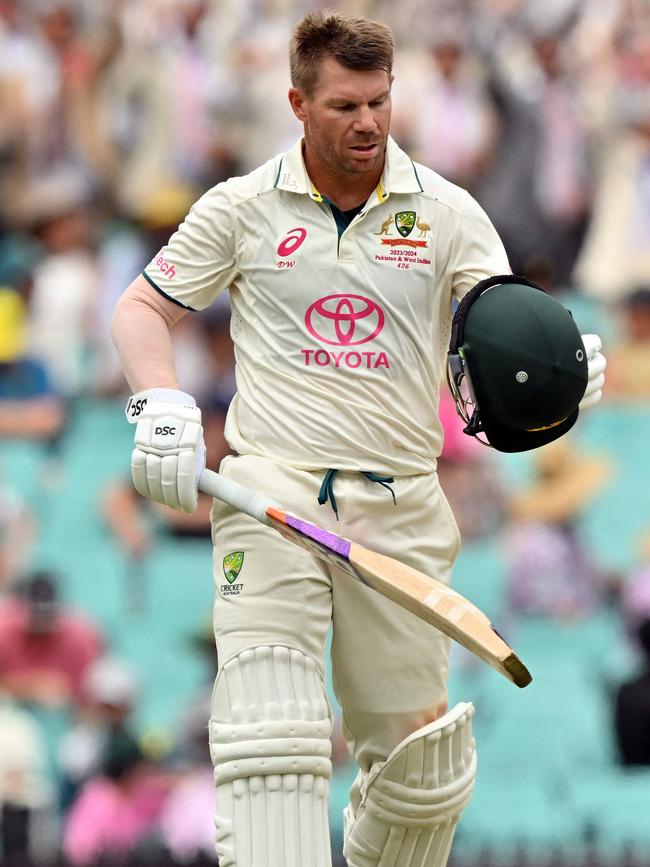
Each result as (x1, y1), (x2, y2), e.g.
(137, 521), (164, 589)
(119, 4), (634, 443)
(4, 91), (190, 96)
(112, 12), (605, 866)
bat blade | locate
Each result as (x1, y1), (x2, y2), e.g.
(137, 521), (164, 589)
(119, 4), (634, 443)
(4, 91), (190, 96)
(266, 506), (531, 688)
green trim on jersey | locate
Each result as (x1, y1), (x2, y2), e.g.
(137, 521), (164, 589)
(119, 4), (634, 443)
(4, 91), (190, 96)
(273, 157), (284, 189)
(142, 271), (197, 311)
(411, 161), (424, 192)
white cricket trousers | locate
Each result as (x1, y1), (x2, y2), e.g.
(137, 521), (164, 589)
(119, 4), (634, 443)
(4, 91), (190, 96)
(209, 454), (461, 860)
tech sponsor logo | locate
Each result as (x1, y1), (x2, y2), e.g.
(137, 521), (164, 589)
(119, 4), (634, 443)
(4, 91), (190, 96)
(153, 251), (177, 279)
(221, 550), (245, 597)
(303, 294), (390, 369)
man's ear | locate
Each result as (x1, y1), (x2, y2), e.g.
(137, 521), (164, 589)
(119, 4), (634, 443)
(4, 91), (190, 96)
(288, 87), (308, 122)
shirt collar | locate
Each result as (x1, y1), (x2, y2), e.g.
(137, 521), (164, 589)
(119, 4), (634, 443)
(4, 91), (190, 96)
(274, 136), (423, 203)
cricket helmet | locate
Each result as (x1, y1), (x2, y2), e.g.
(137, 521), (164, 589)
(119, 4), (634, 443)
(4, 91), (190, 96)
(446, 275), (588, 452)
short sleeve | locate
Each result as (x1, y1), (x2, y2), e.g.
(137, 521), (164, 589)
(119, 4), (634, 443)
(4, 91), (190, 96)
(143, 184), (238, 311)
(449, 192), (510, 301)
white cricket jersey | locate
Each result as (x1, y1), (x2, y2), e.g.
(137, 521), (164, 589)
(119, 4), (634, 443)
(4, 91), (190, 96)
(143, 137), (509, 475)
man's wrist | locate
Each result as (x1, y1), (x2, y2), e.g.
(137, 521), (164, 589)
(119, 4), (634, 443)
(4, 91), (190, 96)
(125, 388), (197, 424)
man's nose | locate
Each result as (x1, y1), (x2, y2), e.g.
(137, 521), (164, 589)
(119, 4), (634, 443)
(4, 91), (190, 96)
(353, 105), (378, 132)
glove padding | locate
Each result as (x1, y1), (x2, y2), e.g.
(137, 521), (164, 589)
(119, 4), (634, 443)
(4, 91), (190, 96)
(579, 334), (606, 410)
(126, 388), (205, 513)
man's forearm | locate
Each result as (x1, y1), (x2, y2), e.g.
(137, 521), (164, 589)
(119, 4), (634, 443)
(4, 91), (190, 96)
(111, 277), (186, 393)
(111, 276), (205, 514)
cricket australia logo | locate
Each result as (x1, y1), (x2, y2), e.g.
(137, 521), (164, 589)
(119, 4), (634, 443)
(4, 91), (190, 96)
(221, 551), (245, 596)
(375, 212), (429, 249)
(395, 211), (416, 237)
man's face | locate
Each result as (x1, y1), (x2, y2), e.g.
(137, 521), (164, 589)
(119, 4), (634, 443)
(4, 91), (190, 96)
(289, 56), (392, 177)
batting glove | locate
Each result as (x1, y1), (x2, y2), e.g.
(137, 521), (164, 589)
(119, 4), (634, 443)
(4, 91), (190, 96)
(125, 388), (205, 513)
(580, 334), (606, 410)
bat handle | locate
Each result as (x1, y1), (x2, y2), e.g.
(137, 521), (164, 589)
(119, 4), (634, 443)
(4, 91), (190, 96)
(198, 468), (278, 525)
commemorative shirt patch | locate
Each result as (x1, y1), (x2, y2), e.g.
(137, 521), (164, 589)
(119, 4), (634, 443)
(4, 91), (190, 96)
(373, 211), (431, 270)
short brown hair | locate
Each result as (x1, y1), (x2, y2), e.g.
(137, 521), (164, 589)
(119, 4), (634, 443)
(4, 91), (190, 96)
(290, 11), (394, 95)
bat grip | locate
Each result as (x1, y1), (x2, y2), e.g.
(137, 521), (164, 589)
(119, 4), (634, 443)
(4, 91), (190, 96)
(198, 468), (278, 525)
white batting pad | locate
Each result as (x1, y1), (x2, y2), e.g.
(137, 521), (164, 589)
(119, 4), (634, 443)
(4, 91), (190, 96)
(209, 645), (333, 867)
(344, 702), (476, 867)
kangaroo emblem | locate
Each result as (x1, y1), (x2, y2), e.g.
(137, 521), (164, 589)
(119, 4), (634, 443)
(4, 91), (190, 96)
(416, 217), (431, 238)
(375, 216), (393, 236)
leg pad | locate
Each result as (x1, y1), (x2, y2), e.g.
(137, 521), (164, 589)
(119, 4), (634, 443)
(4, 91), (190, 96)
(209, 645), (333, 867)
(344, 702), (476, 867)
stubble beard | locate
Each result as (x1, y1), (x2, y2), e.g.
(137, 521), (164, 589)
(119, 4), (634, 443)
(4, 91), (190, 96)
(303, 111), (382, 174)
(323, 135), (386, 177)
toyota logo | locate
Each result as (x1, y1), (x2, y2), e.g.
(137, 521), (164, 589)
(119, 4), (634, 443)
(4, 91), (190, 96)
(305, 294), (385, 346)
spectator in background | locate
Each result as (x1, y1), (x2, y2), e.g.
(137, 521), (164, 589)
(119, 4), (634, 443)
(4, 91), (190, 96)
(618, 535), (650, 639)
(87, 0), (239, 216)
(0, 572), (104, 708)
(605, 286), (650, 400)
(614, 617), (650, 765)
(224, 22), (303, 172)
(19, 168), (99, 400)
(393, 20), (495, 191)
(63, 726), (171, 866)
(526, 26), (591, 284)
(58, 656), (139, 810)
(0, 287), (66, 442)
(436, 388), (507, 541)
(0, 467), (35, 595)
(0, 0), (104, 215)
(503, 438), (611, 619)
(0, 0), (53, 206)
(0, 690), (55, 865)
(157, 616), (218, 861)
(476, 16), (591, 283)
(29, 0), (98, 173)
(158, 699), (217, 863)
(574, 25), (650, 301)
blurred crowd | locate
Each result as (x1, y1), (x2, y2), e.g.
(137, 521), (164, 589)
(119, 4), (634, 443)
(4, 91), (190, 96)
(2, 0), (650, 864)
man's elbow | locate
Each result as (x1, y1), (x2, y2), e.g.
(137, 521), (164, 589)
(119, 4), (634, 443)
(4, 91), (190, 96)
(111, 275), (187, 348)
(110, 291), (131, 349)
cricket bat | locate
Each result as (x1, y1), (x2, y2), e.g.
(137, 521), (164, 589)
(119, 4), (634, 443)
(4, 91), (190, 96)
(199, 468), (532, 688)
